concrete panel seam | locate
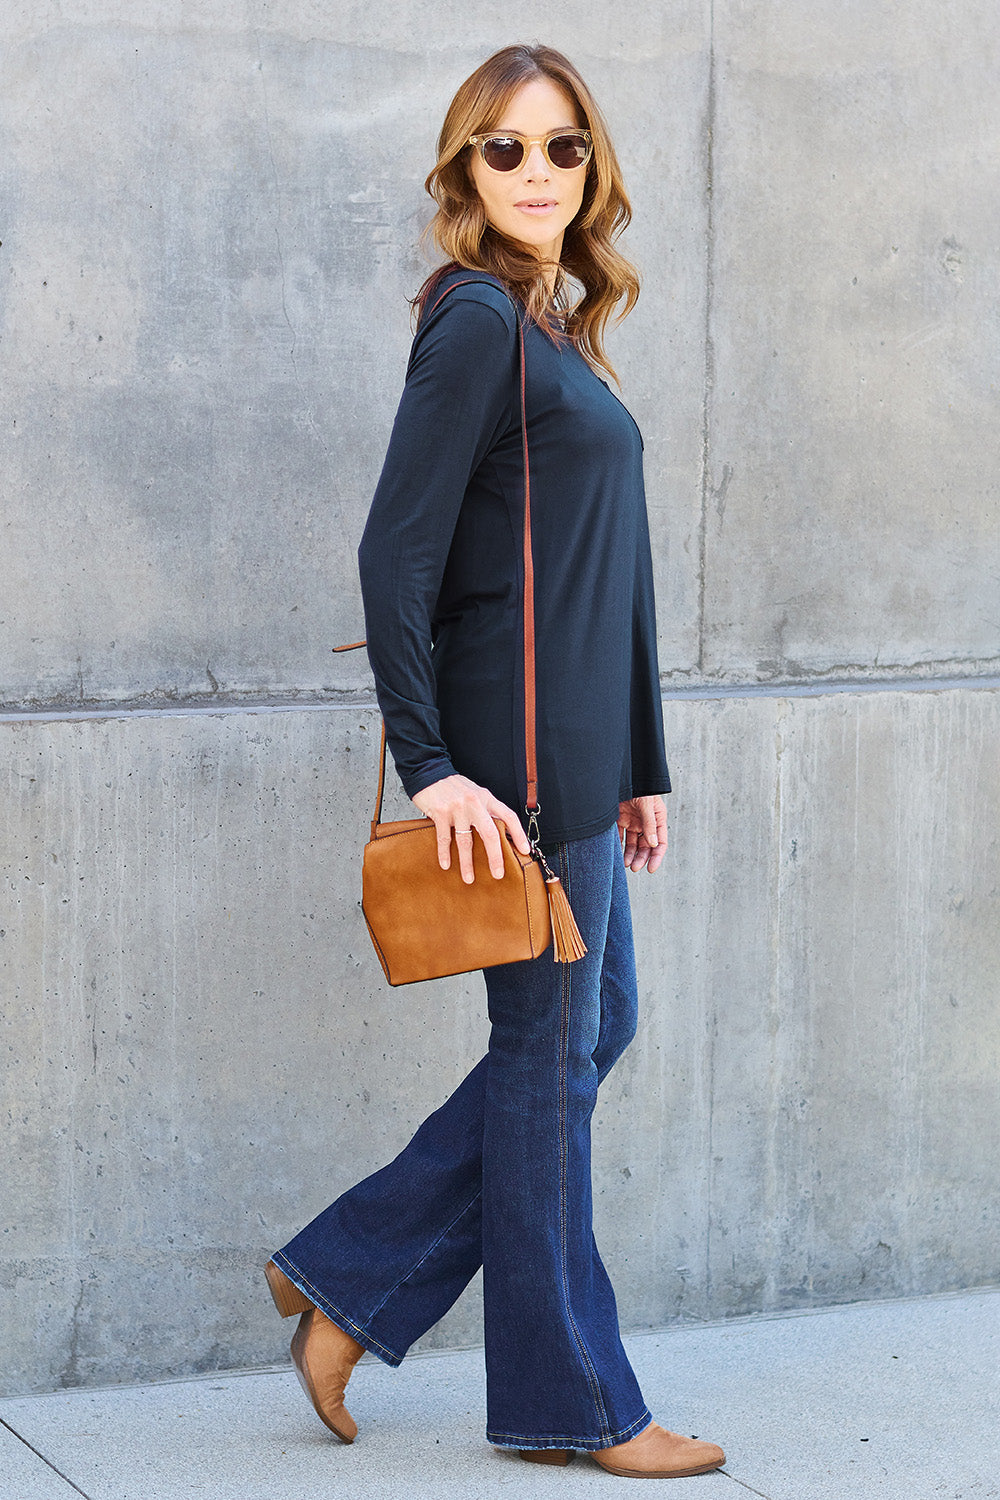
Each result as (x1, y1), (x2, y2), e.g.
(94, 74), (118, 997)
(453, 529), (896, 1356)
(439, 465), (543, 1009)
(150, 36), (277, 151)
(0, 1419), (94, 1499)
(697, 0), (717, 675)
(719, 1473), (774, 1499)
(1, 673), (999, 725)
(660, 672), (1000, 701)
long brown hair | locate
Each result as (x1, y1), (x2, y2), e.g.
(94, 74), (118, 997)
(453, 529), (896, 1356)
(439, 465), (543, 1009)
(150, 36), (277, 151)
(415, 44), (639, 382)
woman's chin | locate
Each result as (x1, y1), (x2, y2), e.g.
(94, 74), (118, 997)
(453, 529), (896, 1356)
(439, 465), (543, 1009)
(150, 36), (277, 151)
(500, 228), (565, 264)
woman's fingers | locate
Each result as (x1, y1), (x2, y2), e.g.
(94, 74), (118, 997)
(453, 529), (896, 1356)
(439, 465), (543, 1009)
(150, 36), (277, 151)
(487, 797), (532, 856)
(619, 803), (652, 871)
(644, 838), (665, 873)
(449, 808), (506, 883)
(640, 798), (668, 873)
(472, 795), (533, 877)
(645, 801), (668, 872)
(618, 817), (639, 869)
(413, 775), (526, 882)
(618, 796), (669, 873)
(639, 798), (660, 845)
(648, 799), (668, 871)
(626, 834), (651, 873)
(453, 826), (477, 882)
(468, 811), (505, 882)
(433, 816), (455, 872)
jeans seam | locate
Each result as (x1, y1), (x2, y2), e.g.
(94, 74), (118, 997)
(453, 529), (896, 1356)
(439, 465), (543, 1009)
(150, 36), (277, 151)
(556, 840), (612, 1443)
(364, 1186), (484, 1326)
(596, 967), (609, 1070)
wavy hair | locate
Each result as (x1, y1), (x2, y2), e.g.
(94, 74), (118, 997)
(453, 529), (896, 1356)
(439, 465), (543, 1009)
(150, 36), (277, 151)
(415, 44), (639, 382)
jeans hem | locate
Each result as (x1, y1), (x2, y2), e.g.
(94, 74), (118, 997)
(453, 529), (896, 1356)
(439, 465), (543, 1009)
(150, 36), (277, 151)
(270, 1251), (403, 1368)
(487, 1405), (652, 1452)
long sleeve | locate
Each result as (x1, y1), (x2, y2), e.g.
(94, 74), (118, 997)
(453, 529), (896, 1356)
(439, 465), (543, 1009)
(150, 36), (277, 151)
(358, 289), (517, 800)
(623, 502), (671, 799)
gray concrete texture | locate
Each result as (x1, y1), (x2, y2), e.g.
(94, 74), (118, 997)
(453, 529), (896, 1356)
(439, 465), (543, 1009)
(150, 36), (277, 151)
(3, 687), (998, 1393)
(1, 0), (998, 1395)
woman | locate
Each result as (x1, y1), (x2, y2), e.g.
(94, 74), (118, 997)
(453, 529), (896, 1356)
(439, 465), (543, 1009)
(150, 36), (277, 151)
(264, 44), (725, 1480)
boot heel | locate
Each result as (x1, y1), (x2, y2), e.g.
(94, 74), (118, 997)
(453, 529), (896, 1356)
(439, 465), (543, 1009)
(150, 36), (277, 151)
(519, 1449), (572, 1466)
(265, 1259), (313, 1317)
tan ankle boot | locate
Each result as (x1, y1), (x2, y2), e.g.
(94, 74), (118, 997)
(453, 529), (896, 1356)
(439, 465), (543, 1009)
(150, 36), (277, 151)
(289, 1307), (364, 1443)
(591, 1421), (725, 1478)
(265, 1260), (364, 1444)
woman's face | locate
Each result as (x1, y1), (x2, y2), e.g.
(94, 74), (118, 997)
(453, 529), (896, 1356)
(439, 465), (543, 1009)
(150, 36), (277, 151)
(468, 75), (588, 266)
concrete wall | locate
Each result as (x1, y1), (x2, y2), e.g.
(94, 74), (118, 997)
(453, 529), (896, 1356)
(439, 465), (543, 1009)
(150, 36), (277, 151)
(2, 1), (997, 1394)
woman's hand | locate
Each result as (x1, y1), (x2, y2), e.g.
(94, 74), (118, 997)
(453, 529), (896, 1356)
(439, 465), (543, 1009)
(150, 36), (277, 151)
(412, 775), (531, 884)
(617, 795), (668, 873)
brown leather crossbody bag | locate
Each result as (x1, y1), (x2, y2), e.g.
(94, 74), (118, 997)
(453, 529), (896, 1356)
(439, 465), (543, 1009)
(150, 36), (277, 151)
(341, 279), (586, 987)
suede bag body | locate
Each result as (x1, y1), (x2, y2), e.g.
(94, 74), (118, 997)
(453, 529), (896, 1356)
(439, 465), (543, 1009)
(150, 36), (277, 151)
(362, 815), (552, 986)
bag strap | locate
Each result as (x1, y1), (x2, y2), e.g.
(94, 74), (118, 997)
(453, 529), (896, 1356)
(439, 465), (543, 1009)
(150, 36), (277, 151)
(332, 638), (388, 830)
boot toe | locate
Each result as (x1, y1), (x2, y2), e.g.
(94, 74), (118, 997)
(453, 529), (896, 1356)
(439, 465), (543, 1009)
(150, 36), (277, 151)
(289, 1308), (364, 1444)
(591, 1421), (726, 1478)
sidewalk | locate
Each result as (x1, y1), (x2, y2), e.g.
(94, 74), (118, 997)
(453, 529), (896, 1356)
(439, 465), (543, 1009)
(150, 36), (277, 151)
(2, 1287), (997, 1500)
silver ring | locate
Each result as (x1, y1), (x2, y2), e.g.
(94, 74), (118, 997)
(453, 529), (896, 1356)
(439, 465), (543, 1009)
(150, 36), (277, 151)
(455, 829), (473, 838)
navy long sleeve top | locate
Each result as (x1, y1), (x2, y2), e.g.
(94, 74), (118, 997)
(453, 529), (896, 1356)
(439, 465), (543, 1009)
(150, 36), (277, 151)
(358, 269), (670, 847)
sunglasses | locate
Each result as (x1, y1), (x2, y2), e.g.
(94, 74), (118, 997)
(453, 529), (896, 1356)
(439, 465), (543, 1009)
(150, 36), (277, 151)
(467, 128), (593, 173)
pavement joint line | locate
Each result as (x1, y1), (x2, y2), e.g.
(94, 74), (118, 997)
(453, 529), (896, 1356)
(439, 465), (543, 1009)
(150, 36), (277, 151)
(721, 1471), (774, 1499)
(0, 1416), (95, 1499)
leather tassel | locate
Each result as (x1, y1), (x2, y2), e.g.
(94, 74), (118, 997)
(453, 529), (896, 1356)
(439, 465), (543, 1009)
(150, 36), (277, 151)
(545, 877), (588, 963)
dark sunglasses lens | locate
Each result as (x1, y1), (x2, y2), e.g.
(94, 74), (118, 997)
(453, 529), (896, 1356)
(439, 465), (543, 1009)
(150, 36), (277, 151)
(482, 136), (525, 171)
(547, 133), (590, 168)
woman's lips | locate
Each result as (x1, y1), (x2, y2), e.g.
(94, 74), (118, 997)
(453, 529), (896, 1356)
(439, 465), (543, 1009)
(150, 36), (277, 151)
(515, 199), (558, 215)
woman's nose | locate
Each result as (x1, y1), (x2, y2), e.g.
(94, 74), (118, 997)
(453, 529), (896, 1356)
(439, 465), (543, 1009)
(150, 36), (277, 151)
(522, 143), (551, 179)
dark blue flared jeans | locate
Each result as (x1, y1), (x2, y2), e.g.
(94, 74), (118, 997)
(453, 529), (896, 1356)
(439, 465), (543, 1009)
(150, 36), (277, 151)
(272, 825), (651, 1450)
